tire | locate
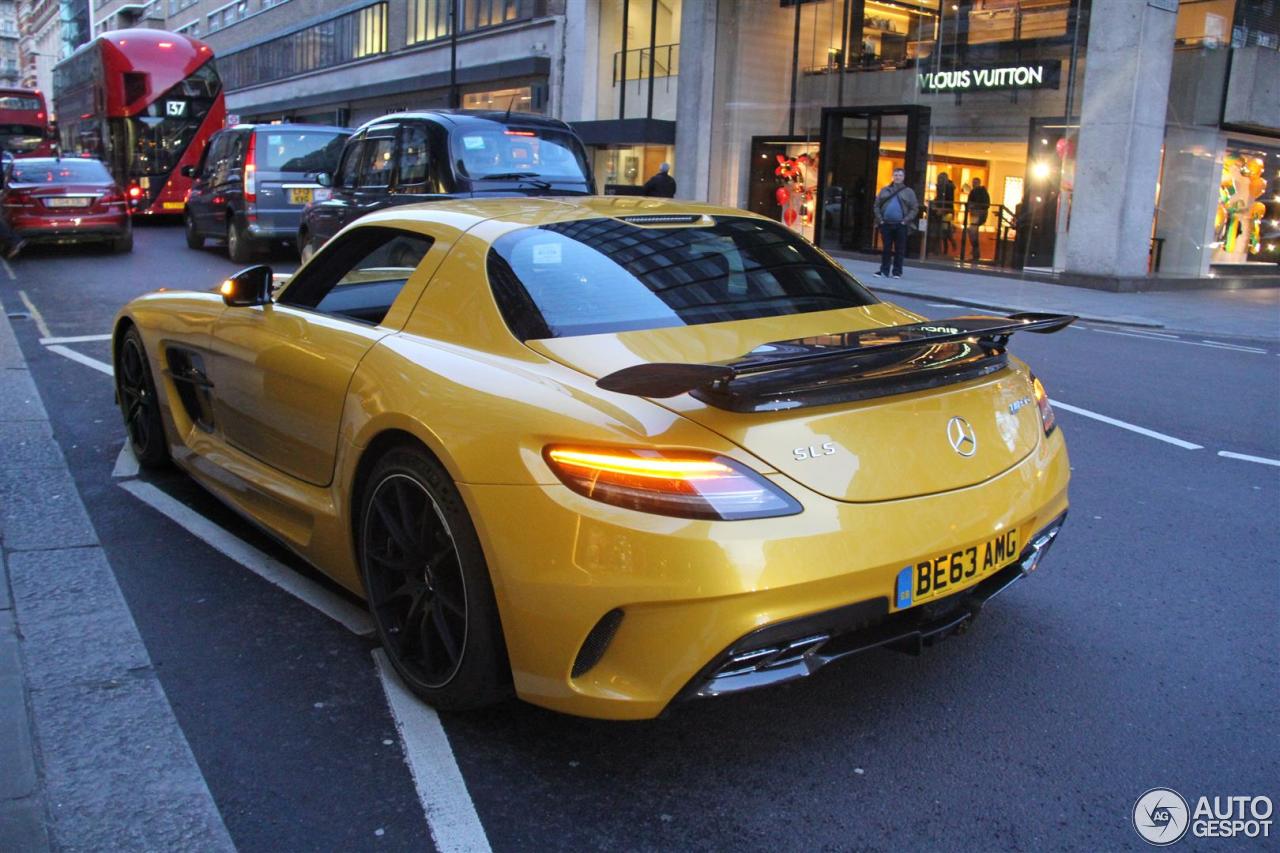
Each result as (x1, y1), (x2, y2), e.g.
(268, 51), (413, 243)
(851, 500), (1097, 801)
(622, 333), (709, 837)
(112, 225), (133, 254)
(184, 210), (204, 249)
(226, 216), (254, 263)
(359, 446), (511, 711)
(115, 326), (169, 468)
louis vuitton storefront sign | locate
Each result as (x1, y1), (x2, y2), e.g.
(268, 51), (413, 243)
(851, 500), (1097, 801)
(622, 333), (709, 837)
(918, 62), (1062, 94)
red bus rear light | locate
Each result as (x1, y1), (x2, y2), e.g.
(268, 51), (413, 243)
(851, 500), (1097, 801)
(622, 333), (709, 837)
(543, 446), (801, 520)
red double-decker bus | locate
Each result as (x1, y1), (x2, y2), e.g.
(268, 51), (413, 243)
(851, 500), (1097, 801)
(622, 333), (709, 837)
(0, 87), (56, 158)
(53, 29), (225, 214)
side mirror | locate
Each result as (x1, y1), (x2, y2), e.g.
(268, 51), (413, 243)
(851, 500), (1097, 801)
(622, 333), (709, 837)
(315, 172), (332, 187)
(181, 165), (196, 178)
(219, 265), (274, 307)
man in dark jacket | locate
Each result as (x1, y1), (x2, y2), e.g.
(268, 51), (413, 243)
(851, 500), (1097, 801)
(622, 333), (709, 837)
(873, 168), (918, 278)
(966, 177), (991, 262)
(642, 162), (676, 197)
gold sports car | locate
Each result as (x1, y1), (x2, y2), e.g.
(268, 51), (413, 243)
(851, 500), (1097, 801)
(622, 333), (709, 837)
(113, 197), (1071, 720)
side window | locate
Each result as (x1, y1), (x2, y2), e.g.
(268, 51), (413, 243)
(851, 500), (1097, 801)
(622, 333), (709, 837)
(357, 135), (397, 189)
(201, 133), (228, 179)
(277, 226), (434, 326)
(335, 139), (364, 189)
(395, 124), (429, 191)
(426, 123), (454, 193)
(228, 133), (248, 170)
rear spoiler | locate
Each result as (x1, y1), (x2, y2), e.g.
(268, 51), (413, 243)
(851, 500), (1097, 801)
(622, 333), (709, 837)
(596, 312), (1076, 401)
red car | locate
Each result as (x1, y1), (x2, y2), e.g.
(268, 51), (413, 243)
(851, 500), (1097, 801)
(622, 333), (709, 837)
(2, 157), (132, 252)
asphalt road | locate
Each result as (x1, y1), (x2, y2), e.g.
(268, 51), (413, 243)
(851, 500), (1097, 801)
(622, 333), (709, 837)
(3, 223), (1278, 852)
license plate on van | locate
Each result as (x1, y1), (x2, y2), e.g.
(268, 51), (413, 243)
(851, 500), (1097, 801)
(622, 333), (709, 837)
(288, 188), (313, 204)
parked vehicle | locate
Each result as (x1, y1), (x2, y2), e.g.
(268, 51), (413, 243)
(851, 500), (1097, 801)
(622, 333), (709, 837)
(0, 87), (56, 158)
(183, 123), (349, 262)
(2, 157), (132, 252)
(296, 110), (593, 262)
(54, 29), (226, 215)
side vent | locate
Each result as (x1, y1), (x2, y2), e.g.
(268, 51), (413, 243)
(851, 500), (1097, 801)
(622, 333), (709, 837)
(571, 609), (624, 678)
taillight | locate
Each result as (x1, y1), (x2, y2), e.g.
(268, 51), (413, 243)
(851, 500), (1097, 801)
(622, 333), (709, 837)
(99, 189), (127, 209)
(2, 189), (32, 209)
(544, 447), (802, 521)
(1031, 373), (1056, 435)
(127, 183), (143, 208)
(243, 137), (256, 203)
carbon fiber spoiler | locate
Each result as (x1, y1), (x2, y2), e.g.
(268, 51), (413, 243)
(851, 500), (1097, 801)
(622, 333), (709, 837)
(596, 312), (1076, 399)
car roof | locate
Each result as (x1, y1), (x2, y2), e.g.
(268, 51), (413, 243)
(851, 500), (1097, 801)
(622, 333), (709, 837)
(226, 124), (350, 134)
(356, 196), (770, 240)
(353, 110), (574, 134)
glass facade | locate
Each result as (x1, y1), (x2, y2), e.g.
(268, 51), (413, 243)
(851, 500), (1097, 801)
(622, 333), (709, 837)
(710, 0), (1089, 270)
(406, 0), (537, 47)
(596, 0), (683, 121)
(220, 3), (388, 90)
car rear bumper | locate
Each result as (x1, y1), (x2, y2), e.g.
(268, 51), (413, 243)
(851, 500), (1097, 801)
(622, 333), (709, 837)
(678, 513), (1066, 702)
(15, 213), (129, 241)
(460, 429), (1070, 720)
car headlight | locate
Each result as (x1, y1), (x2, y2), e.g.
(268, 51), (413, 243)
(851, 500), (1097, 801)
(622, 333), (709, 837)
(544, 446), (802, 521)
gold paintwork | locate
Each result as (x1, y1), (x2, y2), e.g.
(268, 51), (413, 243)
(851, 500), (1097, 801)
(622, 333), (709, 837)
(115, 196), (1069, 719)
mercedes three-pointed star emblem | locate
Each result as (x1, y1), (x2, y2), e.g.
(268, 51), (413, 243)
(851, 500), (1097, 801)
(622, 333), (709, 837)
(947, 416), (977, 457)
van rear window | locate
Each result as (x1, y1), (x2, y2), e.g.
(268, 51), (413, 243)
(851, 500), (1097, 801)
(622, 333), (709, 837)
(256, 131), (348, 173)
(487, 216), (878, 340)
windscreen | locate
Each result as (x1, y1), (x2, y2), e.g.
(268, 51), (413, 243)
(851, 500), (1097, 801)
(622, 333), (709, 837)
(106, 62), (221, 201)
(255, 130), (348, 172)
(0, 124), (46, 154)
(0, 96), (42, 111)
(488, 216), (878, 339)
(451, 125), (589, 183)
(10, 159), (112, 183)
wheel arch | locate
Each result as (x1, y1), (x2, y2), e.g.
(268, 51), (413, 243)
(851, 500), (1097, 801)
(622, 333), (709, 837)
(347, 424), (455, 549)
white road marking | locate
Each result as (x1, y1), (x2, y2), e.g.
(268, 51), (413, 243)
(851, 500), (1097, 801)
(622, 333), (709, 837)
(1217, 451), (1280, 468)
(926, 302), (962, 308)
(1089, 326), (1270, 354)
(47, 344), (113, 376)
(118, 480), (375, 636)
(374, 650), (492, 853)
(40, 333), (113, 344)
(1198, 340), (1268, 354)
(2, 258), (14, 280)
(112, 441), (139, 478)
(17, 289), (51, 337)
(1053, 401), (1204, 450)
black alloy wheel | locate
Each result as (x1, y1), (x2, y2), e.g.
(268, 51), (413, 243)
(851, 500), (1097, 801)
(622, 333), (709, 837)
(184, 209), (204, 249)
(115, 327), (168, 468)
(359, 447), (510, 709)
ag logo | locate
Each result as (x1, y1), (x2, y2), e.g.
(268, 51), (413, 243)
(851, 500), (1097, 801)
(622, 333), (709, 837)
(1133, 788), (1190, 846)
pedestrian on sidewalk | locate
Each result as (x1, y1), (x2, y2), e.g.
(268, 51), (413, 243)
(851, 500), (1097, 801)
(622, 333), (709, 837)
(935, 171), (956, 254)
(966, 177), (991, 263)
(642, 162), (676, 197)
(873, 167), (917, 278)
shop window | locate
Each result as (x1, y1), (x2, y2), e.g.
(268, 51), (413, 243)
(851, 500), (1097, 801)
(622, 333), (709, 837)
(965, 0), (1071, 46)
(1214, 144), (1280, 266)
(462, 86), (542, 114)
(1175, 0), (1236, 48)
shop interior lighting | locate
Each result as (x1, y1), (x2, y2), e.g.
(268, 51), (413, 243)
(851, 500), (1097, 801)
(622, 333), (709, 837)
(1031, 160), (1053, 180)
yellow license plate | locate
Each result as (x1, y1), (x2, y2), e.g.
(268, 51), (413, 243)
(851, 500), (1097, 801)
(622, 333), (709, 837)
(162, 202), (185, 210)
(288, 188), (313, 204)
(893, 528), (1020, 610)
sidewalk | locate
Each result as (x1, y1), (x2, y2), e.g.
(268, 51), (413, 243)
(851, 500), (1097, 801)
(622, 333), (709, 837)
(0, 295), (234, 853)
(833, 255), (1280, 343)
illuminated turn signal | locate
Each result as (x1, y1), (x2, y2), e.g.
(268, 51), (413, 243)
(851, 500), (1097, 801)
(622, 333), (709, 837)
(544, 446), (801, 521)
(219, 280), (234, 296)
(1031, 374), (1056, 435)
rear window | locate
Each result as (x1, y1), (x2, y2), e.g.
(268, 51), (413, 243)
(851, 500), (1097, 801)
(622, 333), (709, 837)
(488, 216), (878, 339)
(0, 124), (45, 153)
(10, 159), (112, 183)
(451, 125), (588, 183)
(255, 130), (348, 173)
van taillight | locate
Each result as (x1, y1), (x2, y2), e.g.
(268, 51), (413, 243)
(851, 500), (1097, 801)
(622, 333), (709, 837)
(244, 137), (256, 203)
